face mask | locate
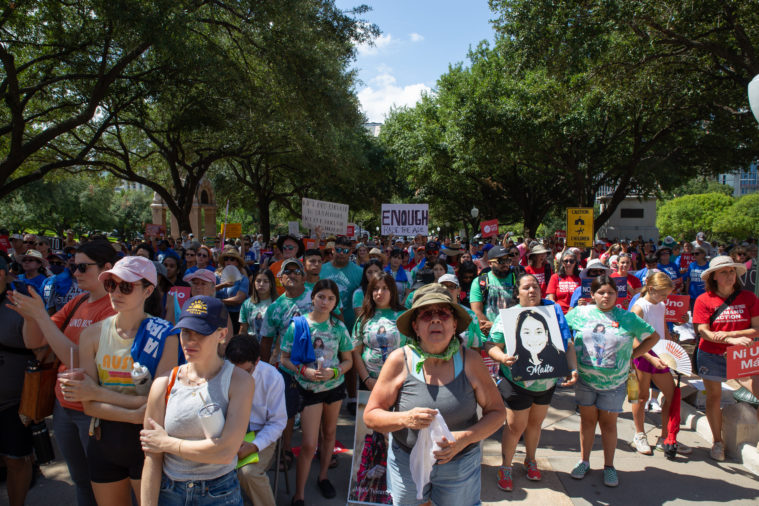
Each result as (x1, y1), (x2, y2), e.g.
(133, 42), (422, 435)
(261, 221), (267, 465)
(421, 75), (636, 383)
(50, 264), (65, 275)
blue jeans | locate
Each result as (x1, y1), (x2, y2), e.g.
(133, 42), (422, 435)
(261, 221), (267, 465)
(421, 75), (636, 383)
(159, 470), (243, 506)
(386, 435), (482, 506)
(574, 379), (627, 413)
(53, 400), (97, 506)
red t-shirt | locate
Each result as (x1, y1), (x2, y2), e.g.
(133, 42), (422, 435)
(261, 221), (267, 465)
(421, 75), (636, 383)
(693, 290), (759, 355)
(546, 274), (581, 314)
(524, 265), (551, 297)
(52, 293), (117, 410)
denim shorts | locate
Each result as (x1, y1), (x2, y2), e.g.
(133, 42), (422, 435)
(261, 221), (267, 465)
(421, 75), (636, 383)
(159, 470), (243, 506)
(574, 379), (627, 413)
(697, 348), (727, 382)
(386, 434), (482, 506)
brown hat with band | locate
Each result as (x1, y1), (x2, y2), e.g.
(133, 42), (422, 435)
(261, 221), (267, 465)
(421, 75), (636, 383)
(396, 284), (471, 337)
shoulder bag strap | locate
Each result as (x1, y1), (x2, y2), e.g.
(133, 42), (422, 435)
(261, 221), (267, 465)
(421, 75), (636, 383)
(709, 290), (740, 326)
(165, 366), (179, 405)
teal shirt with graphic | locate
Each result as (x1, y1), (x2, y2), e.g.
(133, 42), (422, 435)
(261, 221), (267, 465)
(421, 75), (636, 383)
(352, 288), (364, 312)
(404, 290), (415, 309)
(320, 261), (363, 328)
(260, 290), (313, 367)
(281, 316), (353, 393)
(565, 305), (654, 391)
(461, 305), (485, 349)
(469, 270), (519, 321)
(239, 297), (272, 340)
(352, 308), (406, 378)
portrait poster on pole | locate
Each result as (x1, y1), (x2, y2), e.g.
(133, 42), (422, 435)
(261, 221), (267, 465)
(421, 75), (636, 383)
(349, 390), (392, 505)
(498, 305), (569, 382)
(302, 198), (349, 236)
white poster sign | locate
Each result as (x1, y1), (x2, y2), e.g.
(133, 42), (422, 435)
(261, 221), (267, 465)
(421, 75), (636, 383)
(288, 221), (300, 236)
(302, 198), (349, 236)
(381, 204), (428, 236)
(498, 305), (569, 381)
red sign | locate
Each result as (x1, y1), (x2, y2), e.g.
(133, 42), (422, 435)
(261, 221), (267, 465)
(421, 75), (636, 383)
(168, 286), (192, 310)
(664, 295), (690, 323)
(0, 235), (9, 253)
(555, 230), (566, 239)
(145, 224), (166, 238)
(726, 343), (759, 380)
(346, 225), (355, 237)
(480, 219), (498, 238)
(304, 239), (317, 250)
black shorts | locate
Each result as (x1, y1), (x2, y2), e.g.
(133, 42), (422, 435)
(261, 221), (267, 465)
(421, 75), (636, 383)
(279, 368), (302, 419)
(0, 405), (33, 458)
(87, 420), (143, 482)
(498, 377), (555, 411)
(298, 382), (347, 409)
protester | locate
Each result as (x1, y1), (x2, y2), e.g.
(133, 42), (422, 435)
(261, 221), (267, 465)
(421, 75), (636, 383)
(302, 248), (323, 291)
(438, 274), (485, 350)
(352, 259), (384, 315)
(685, 246), (709, 306)
(524, 244), (553, 297)
(364, 284), (505, 505)
(140, 296), (255, 506)
(216, 249), (250, 333)
(185, 246), (215, 275)
(239, 269), (276, 341)
(134, 242), (155, 260)
(44, 251), (85, 313)
(385, 248), (412, 304)
(693, 256), (759, 461)
(470, 245), (522, 335)
(565, 275), (659, 487)
(487, 273), (578, 492)
(355, 243), (370, 267)
(269, 235), (304, 296)
(16, 249), (49, 295)
(546, 250), (582, 314)
(183, 246), (197, 272)
(280, 279), (354, 505)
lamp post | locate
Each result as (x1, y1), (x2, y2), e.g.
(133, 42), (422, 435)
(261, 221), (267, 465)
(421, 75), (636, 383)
(749, 75), (759, 124)
(470, 206), (479, 219)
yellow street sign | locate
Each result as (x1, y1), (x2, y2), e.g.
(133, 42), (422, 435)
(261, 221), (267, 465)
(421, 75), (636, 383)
(566, 208), (594, 247)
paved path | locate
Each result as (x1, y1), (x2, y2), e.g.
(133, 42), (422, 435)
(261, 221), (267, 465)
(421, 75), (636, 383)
(5, 389), (759, 505)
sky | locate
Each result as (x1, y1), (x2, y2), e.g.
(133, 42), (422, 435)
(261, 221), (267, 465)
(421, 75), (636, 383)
(334, 0), (496, 123)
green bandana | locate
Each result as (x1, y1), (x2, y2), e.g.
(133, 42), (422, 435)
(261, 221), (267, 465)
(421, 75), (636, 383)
(407, 338), (461, 374)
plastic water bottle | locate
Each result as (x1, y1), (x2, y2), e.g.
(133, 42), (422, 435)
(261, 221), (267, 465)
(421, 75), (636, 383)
(131, 362), (152, 396)
(627, 370), (639, 403)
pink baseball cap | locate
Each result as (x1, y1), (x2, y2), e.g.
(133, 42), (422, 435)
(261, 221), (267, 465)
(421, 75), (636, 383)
(183, 268), (216, 285)
(98, 256), (157, 286)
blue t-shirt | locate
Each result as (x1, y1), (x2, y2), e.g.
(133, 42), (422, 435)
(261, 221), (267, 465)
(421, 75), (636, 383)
(657, 262), (682, 281)
(16, 273), (47, 296)
(319, 261), (363, 327)
(216, 274), (249, 312)
(686, 261), (708, 300)
(184, 265), (216, 275)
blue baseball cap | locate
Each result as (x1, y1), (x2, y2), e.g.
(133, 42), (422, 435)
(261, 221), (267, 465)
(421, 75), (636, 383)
(174, 296), (228, 335)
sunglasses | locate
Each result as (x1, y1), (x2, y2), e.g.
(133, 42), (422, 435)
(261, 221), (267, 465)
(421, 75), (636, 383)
(197, 253), (208, 257)
(282, 269), (303, 276)
(507, 252), (519, 257)
(417, 308), (453, 322)
(335, 247), (350, 254)
(103, 278), (140, 295)
(23, 241), (35, 244)
(562, 259), (576, 264)
(49, 261), (65, 266)
(74, 262), (98, 273)
(282, 245), (297, 251)
(586, 270), (604, 276)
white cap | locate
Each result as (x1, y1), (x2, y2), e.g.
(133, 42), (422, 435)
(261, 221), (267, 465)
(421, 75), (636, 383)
(437, 274), (459, 287)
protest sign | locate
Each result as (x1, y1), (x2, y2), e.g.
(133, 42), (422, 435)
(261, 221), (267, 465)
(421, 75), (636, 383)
(302, 198), (349, 236)
(664, 295), (690, 323)
(726, 342), (759, 380)
(380, 204), (428, 236)
(349, 390), (392, 505)
(220, 223), (242, 238)
(168, 286), (192, 310)
(145, 224), (166, 238)
(498, 305), (569, 381)
(555, 230), (566, 239)
(288, 221), (300, 236)
(480, 219), (498, 238)
(580, 277), (627, 299)
(346, 224), (355, 238)
(566, 208), (593, 247)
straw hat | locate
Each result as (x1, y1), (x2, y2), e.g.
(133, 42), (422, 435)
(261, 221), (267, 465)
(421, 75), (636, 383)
(219, 249), (245, 267)
(528, 244), (551, 257)
(396, 284), (471, 337)
(20, 249), (48, 266)
(580, 259), (611, 278)
(700, 255), (747, 281)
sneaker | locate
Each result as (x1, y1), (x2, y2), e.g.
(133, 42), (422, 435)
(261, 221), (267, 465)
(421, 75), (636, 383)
(524, 459), (542, 481)
(570, 461), (590, 480)
(290, 498), (304, 506)
(632, 432), (652, 455)
(646, 398), (662, 413)
(655, 438), (692, 455)
(710, 442), (725, 462)
(603, 466), (619, 487)
(496, 466), (513, 491)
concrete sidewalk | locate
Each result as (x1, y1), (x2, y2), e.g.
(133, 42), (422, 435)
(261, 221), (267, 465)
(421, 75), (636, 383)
(5, 389), (759, 505)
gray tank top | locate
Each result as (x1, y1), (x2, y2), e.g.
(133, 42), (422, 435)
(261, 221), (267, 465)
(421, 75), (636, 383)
(392, 347), (479, 455)
(163, 360), (236, 480)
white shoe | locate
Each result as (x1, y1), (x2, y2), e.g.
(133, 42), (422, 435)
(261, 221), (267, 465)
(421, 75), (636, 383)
(710, 442), (725, 461)
(632, 432), (652, 455)
(646, 398), (662, 413)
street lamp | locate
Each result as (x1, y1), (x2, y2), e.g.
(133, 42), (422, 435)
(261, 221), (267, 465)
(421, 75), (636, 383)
(470, 206), (479, 219)
(750, 74), (759, 124)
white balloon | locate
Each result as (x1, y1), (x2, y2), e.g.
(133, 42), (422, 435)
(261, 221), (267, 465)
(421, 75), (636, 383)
(749, 74), (759, 124)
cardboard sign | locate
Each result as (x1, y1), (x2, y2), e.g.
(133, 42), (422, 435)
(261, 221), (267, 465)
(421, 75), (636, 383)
(168, 286), (192, 310)
(288, 221), (300, 236)
(380, 203), (428, 236)
(580, 277), (627, 299)
(145, 224), (166, 238)
(220, 223), (242, 238)
(664, 295), (690, 323)
(726, 342), (759, 380)
(302, 198), (349, 236)
(566, 208), (594, 247)
(304, 239), (317, 250)
(480, 219), (498, 238)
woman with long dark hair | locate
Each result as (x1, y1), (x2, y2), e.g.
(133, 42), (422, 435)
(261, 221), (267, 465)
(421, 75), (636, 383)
(546, 250), (581, 314)
(352, 259), (384, 315)
(239, 269), (277, 341)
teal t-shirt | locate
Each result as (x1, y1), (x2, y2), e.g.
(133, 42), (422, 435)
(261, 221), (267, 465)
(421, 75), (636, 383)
(565, 305), (654, 391)
(281, 316), (353, 393)
(239, 297), (272, 340)
(352, 287), (364, 312)
(469, 270), (519, 321)
(461, 305), (485, 349)
(320, 261), (363, 328)
(404, 290), (415, 309)
(260, 290), (313, 365)
(352, 308), (406, 378)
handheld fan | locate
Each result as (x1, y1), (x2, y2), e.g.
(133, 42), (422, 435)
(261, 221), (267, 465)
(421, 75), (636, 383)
(652, 340), (692, 377)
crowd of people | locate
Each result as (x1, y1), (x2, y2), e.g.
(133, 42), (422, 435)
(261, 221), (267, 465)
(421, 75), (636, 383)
(0, 227), (757, 505)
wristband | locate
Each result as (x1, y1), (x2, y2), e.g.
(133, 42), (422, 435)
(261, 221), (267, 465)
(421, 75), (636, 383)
(299, 364), (307, 376)
(332, 367), (340, 379)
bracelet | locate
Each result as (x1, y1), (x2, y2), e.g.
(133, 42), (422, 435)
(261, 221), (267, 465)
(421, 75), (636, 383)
(299, 364), (308, 376)
(332, 367), (340, 379)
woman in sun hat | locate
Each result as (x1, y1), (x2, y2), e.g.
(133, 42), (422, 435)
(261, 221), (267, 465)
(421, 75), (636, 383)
(216, 249), (249, 333)
(524, 244), (553, 297)
(16, 248), (49, 295)
(364, 284), (505, 505)
(693, 256), (759, 462)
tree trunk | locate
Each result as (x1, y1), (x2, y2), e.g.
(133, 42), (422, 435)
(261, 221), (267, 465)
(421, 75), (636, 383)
(258, 198), (271, 243)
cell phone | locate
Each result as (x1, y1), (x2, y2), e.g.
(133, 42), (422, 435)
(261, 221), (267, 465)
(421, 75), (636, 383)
(12, 281), (30, 296)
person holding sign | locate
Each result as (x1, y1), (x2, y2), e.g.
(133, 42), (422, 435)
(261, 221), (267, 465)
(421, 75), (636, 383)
(629, 273), (691, 456)
(692, 256), (759, 462)
(565, 276), (659, 488)
(486, 273), (577, 492)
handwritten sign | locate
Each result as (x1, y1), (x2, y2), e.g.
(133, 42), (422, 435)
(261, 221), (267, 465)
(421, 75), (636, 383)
(664, 295), (690, 323)
(220, 223), (242, 238)
(580, 277), (627, 299)
(566, 208), (594, 247)
(302, 198), (349, 236)
(726, 342), (759, 379)
(480, 219), (498, 238)
(381, 203), (428, 236)
(555, 230), (566, 239)
(168, 286), (192, 310)
(145, 224), (166, 238)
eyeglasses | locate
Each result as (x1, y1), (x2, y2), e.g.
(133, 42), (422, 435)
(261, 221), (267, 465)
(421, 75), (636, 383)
(21, 258), (40, 263)
(335, 247), (350, 254)
(103, 278), (139, 295)
(23, 241), (35, 245)
(49, 261), (65, 266)
(491, 257), (510, 265)
(507, 252), (519, 257)
(417, 308), (453, 322)
(74, 262), (98, 273)
(282, 269), (303, 276)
